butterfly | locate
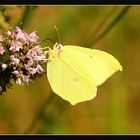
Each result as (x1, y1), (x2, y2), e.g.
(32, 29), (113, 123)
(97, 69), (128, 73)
(46, 42), (122, 105)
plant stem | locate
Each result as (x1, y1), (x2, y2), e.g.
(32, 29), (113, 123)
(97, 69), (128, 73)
(84, 6), (118, 47)
(16, 6), (37, 30)
(23, 93), (55, 134)
(87, 6), (131, 48)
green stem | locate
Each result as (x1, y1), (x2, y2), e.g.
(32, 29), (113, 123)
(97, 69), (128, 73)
(87, 6), (131, 47)
(16, 6), (37, 30)
(84, 6), (118, 47)
(23, 93), (55, 134)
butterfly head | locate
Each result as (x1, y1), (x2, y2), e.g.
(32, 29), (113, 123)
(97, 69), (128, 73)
(53, 42), (64, 56)
(47, 42), (64, 60)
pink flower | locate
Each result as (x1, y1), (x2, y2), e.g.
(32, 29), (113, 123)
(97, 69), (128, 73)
(28, 31), (39, 43)
(16, 78), (22, 85)
(0, 47), (5, 55)
(26, 45), (45, 62)
(36, 64), (44, 74)
(31, 45), (42, 53)
(21, 74), (30, 84)
(26, 49), (36, 60)
(24, 60), (33, 70)
(0, 26), (47, 94)
(7, 30), (15, 39)
(2, 63), (7, 71)
(12, 70), (19, 75)
(34, 55), (45, 62)
(15, 27), (27, 42)
(31, 64), (44, 75)
(10, 55), (20, 65)
(15, 27), (22, 34)
(24, 60), (34, 73)
(9, 41), (22, 52)
(16, 74), (30, 85)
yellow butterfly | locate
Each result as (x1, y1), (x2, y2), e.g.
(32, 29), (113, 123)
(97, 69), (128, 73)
(46, 26), (122, 105)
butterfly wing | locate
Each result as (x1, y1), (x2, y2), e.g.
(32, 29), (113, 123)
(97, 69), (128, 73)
(60, 45), (122, 86)
(47, 57), (97, 105)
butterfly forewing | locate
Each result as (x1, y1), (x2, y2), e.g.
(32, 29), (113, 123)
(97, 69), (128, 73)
(60, 45), (122, 86)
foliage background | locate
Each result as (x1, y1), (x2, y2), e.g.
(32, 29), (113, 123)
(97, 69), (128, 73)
(0, 5), (139, 134)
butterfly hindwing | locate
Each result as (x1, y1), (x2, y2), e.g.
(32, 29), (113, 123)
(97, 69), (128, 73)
(47, 57), (97, 105)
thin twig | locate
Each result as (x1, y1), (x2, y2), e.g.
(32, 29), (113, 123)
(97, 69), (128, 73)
(23, 93), (55, 134)
(87, 6), (131, 48)
(84, 6), (118, 47)
(16, 6), (37, 29)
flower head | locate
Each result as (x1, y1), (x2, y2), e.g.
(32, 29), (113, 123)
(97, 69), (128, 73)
(0, 27), (47, 94)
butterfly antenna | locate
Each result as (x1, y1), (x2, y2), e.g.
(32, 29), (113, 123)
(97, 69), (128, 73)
(52, 25), (61, 44)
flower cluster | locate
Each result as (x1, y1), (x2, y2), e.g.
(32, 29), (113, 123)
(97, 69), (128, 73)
(0, 27), (46, 94)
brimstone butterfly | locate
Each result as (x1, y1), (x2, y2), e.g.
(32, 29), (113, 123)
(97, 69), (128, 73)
(46, 26), (123, 105)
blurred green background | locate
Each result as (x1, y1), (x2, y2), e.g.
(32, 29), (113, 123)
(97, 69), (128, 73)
(0, 5), (139, 134)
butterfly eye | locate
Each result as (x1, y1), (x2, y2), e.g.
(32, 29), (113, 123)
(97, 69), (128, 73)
(56, 44), (63, 50)
(53, 42), (63, 52)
